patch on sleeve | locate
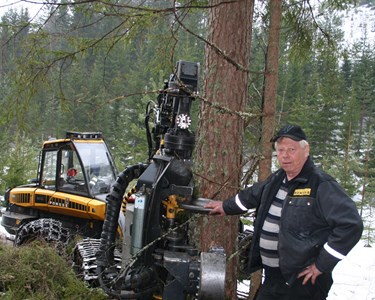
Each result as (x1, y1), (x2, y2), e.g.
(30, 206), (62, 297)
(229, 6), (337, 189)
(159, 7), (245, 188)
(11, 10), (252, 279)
(293, 188), (311, 196)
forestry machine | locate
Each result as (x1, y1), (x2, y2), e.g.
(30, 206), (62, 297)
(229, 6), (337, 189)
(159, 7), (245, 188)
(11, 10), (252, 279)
(1, 61), (232, 299)
(1, 131), (118, 247)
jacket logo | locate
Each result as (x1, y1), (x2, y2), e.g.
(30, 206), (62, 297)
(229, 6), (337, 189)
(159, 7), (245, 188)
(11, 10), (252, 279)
(293, 188), (311, 196)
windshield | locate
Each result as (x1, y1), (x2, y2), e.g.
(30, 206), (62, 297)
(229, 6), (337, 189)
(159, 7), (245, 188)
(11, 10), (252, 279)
(74, 141), (117, 195)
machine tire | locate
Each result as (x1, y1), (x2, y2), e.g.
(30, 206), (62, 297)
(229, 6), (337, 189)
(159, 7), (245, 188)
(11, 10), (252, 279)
(15, 218), (71, 255)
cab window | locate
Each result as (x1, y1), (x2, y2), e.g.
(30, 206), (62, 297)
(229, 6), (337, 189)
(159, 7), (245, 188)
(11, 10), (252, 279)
(41, 150), (58, 189)
(58, 147), (88, 195)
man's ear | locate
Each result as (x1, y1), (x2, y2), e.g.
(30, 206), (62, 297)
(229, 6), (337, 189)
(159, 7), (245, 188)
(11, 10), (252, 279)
(305, 144), (310, 158)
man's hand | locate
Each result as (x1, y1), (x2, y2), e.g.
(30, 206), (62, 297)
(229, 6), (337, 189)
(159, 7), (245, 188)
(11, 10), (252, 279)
(204, 201), (225, 216)
(297, 263), (323, 285)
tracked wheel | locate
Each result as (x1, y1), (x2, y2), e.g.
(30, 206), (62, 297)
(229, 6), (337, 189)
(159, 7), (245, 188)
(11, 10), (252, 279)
(15, 218), (71, 254)
(73, 238), (122, 287)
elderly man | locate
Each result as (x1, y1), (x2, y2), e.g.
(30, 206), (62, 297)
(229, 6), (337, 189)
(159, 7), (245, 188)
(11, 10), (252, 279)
(205, 124), (363, 300)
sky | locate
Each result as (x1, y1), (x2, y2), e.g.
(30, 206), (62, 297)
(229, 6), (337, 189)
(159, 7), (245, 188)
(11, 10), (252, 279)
(0, 0), (44, 18)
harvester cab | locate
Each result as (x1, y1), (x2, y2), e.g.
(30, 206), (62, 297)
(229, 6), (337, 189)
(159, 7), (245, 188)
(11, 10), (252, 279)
(43, 131), (117, 199)
(1, 132), (119, 240)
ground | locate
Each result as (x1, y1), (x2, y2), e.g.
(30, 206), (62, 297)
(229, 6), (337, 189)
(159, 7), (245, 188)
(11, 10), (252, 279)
(1, 214), (374, 299)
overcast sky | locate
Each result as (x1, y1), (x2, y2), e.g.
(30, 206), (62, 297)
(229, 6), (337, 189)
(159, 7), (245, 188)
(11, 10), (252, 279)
(0, 0), (43, 17)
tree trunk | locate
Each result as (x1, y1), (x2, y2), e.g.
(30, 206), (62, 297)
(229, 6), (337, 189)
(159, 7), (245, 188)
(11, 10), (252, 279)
(249, 1), (282, 299)
(259, 0), (282, 180)
(193, 0), (254, 298)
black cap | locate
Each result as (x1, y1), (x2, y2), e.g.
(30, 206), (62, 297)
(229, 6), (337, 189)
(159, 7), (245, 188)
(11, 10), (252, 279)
(271, 125), (307, 142)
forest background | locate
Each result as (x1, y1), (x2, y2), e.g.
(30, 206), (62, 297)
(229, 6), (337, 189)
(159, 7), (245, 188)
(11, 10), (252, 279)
(1, 0), (373, 233)
(0, 0), (374, 297)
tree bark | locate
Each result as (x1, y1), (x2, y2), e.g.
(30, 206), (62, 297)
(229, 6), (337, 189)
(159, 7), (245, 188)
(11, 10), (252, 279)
(249, 1), (282, 299)
(259, 0), (282, 181)
(193, 0), (254, 298)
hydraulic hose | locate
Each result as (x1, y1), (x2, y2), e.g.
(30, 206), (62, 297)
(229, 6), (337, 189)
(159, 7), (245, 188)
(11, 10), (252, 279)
(96, 163), (150, 298)
(96, 163), (148, 267)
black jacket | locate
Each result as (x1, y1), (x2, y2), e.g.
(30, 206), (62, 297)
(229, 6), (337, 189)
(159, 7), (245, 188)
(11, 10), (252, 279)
(223, 157), (363, 284)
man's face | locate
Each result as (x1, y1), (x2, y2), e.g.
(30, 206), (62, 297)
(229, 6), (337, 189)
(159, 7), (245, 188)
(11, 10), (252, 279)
(276, 137), (309, 179)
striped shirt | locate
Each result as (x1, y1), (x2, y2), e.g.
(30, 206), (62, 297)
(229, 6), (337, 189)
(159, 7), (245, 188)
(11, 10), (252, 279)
(259, 179), (288, 268)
